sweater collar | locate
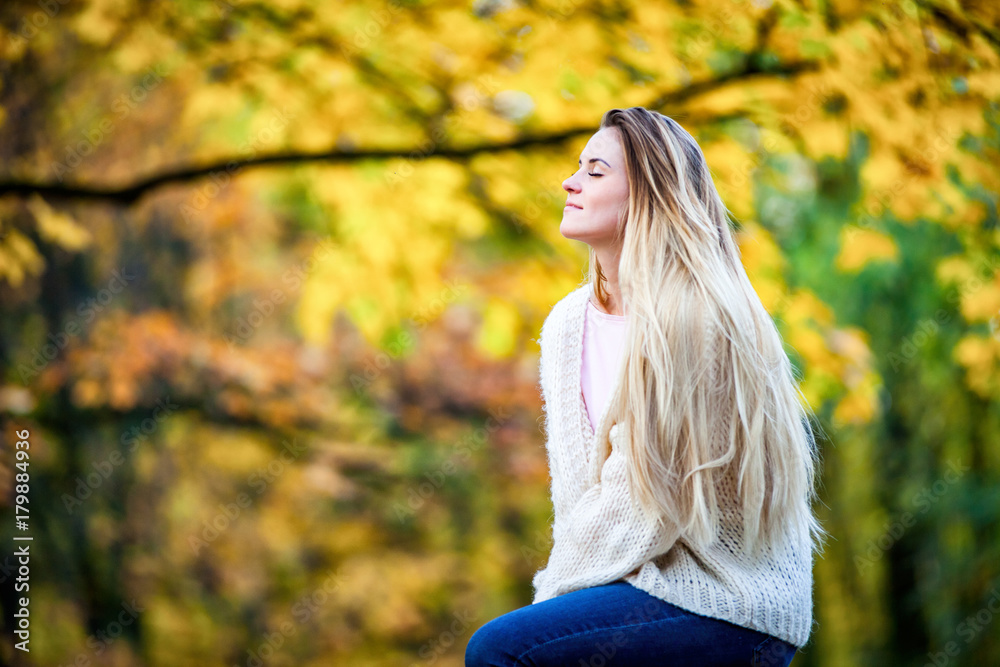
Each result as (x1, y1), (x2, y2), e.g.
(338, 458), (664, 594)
(564, 284), (624, 485)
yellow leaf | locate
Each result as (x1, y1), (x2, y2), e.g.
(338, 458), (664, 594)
(476, 297), (520, 359)
(827, 327), (872, 366)
(953, 335), (1000, 397)
(702, 137), (756, 220)
(832, 388), (876, 426)
(789, 326), (828, 364)
(835, 228), (898, 273)
(737, 220), (787, 279)
(960, 276), (1000, 322)
(800, 117), (850, 160)
(27, 194), (92, 251)
(0, 229), (45, 286)
(784, 289), (834, 328)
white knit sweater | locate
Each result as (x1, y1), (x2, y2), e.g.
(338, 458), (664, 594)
(530, 283), (816, 649)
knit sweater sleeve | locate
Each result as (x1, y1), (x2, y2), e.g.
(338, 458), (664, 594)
(530, 298), (591, 603)
(531, 429), (680, 604)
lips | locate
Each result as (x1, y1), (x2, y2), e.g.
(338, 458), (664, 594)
(564, 203), (582, 209)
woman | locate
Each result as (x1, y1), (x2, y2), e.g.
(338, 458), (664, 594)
(465, 107), (828, 666)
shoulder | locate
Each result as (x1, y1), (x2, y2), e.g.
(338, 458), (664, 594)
(541, 283), (590, 337)
(537, 283), (589, 381)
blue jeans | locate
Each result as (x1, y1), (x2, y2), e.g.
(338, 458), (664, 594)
(465, 581), (797, 666)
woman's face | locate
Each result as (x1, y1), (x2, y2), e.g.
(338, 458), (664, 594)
(560, 126), (630, 249)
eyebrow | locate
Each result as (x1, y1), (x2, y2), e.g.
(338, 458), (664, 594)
(578, 157), (612, 169)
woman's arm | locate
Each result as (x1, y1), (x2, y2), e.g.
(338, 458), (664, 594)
(532, 430), (679, 603)
(534, 311), (593, 536)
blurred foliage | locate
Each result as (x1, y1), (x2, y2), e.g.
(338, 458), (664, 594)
(0, 0), (999, 665)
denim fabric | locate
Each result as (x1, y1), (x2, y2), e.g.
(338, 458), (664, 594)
(466, 581), (797, 666)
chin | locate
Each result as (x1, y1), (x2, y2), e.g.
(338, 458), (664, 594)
(559, 217), (588, 238)
(560, 220), (603, 242)
(559, 224), (582, 241)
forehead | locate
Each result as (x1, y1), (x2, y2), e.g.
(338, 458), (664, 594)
(580, 127), (622, 164)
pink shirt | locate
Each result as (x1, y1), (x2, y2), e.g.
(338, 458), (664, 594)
(581, 297), (628, 433)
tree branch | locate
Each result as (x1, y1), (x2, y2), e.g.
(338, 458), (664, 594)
(914, 0), (1000, 50)
(0, 60), (821, 205)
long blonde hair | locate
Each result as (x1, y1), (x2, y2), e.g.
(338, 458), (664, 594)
(590, 107), (828, 559)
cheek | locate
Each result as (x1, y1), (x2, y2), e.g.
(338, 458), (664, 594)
(594, 184), (627, 214)
(614, 182), (629, 208)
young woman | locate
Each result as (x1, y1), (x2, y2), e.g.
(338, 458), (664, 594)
(465, 107), (828, 666)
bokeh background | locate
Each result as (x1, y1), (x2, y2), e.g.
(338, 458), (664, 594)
(1, 1), (999, 665)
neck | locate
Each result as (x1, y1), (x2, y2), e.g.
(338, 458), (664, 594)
(594, 248), (624, 316)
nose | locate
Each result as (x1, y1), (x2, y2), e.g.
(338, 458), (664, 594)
(563, 173), (580, 193)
